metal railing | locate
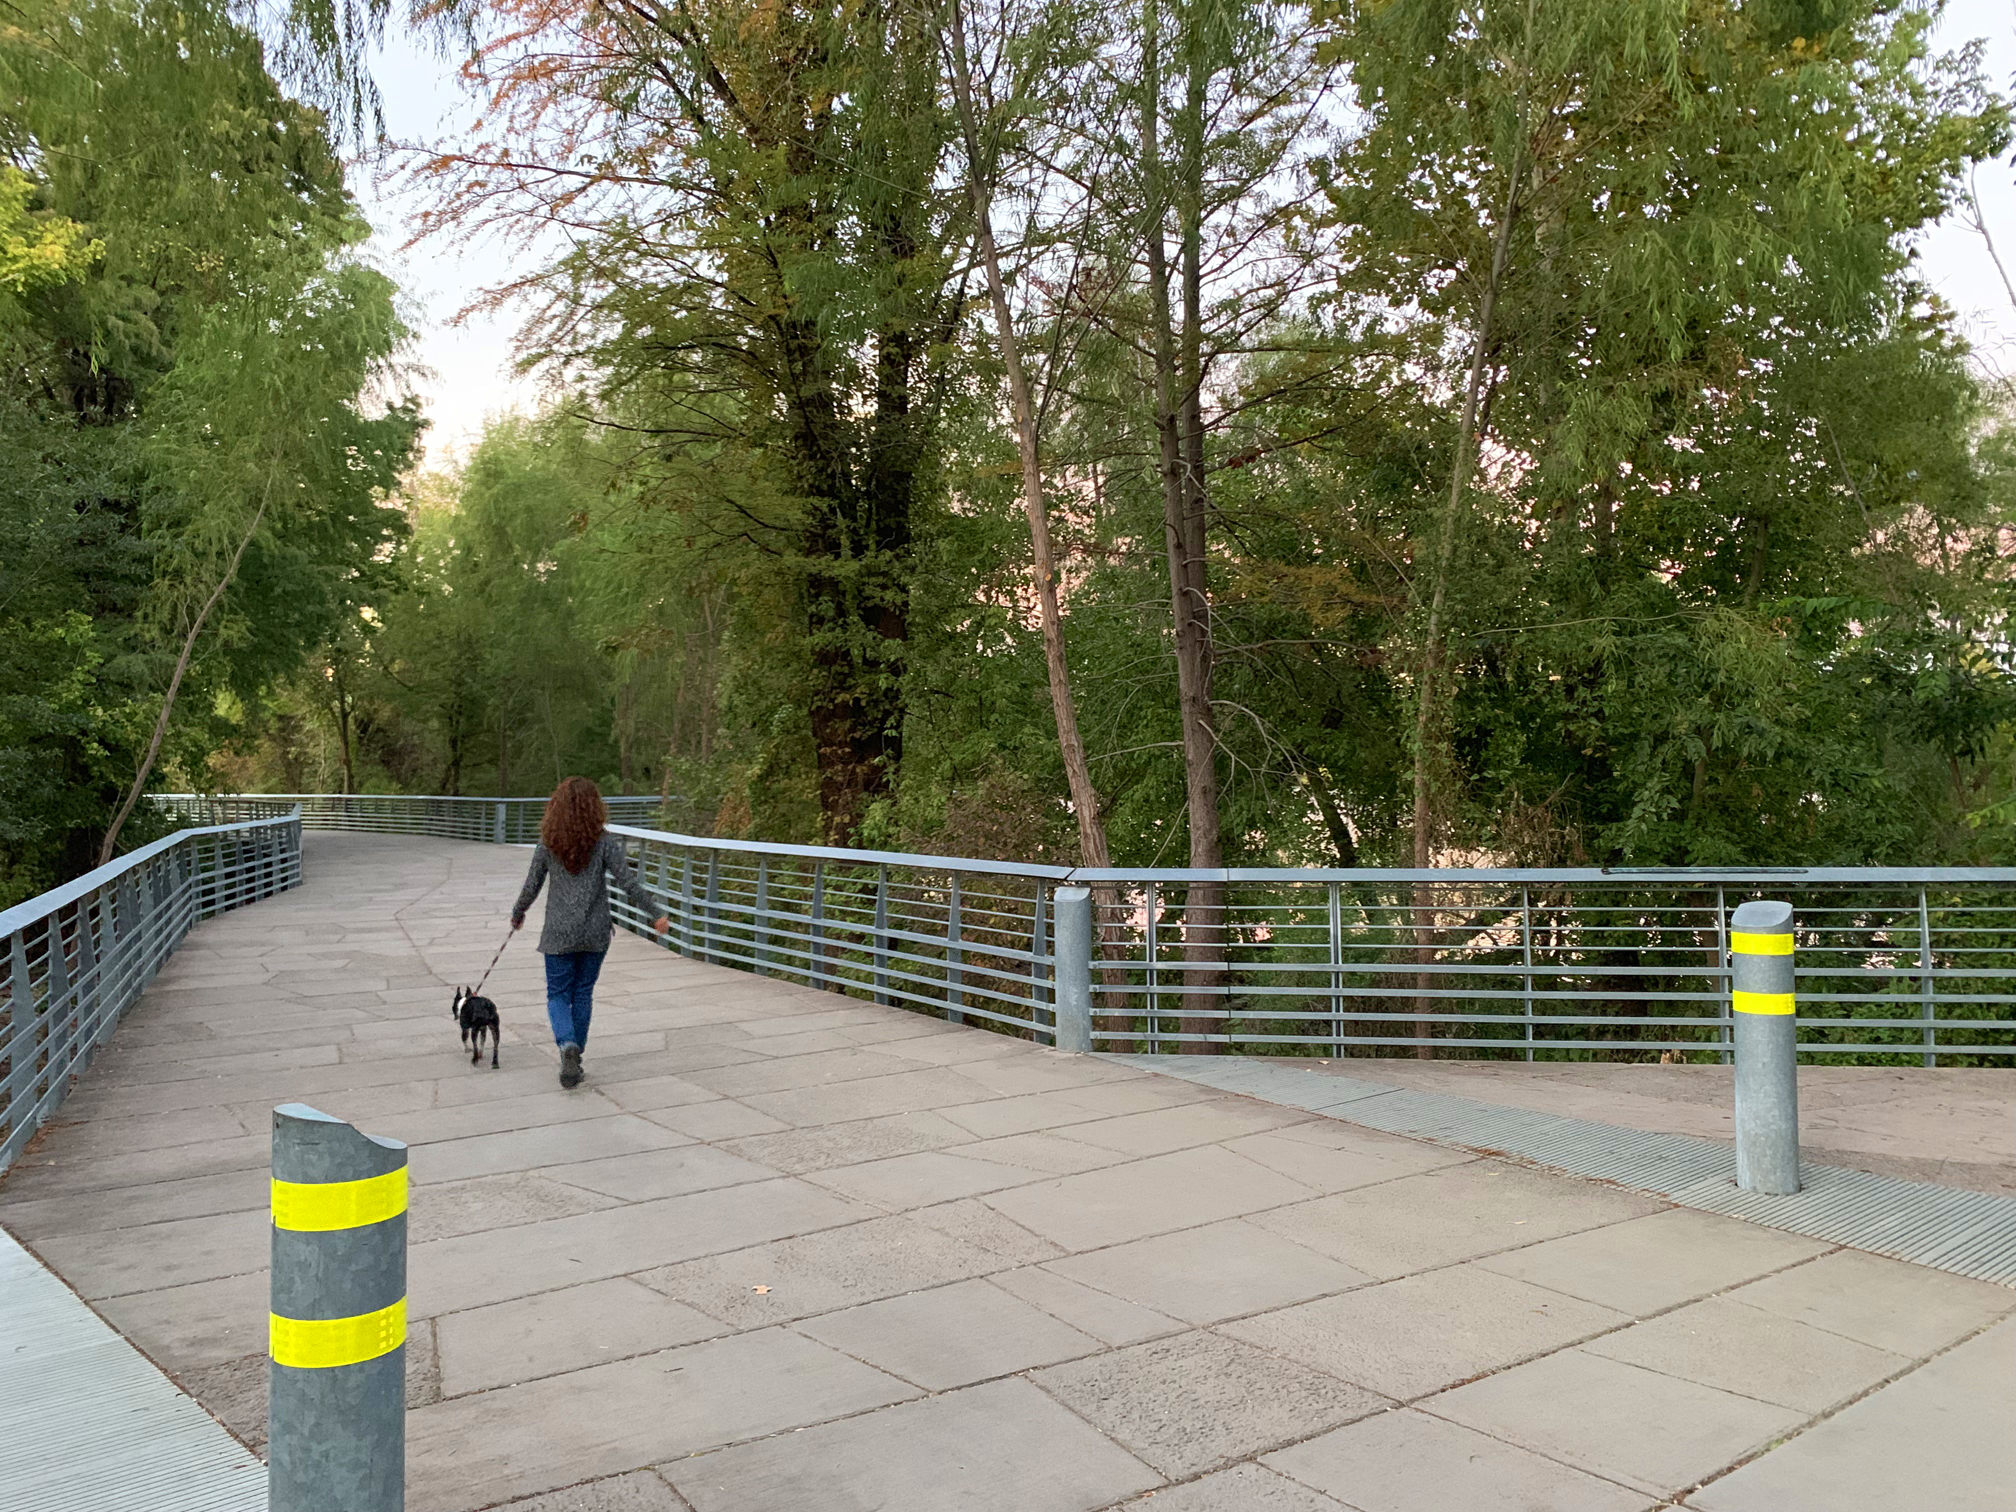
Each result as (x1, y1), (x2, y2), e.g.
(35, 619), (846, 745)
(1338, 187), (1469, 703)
(1068, 868), (2016, 1064)
(160, 792), (663, 842)
(0, 809), (303, 1172)
(151, 794), (2016, 1065)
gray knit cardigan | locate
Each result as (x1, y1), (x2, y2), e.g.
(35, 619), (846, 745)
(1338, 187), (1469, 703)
(512, 833), (655, 955)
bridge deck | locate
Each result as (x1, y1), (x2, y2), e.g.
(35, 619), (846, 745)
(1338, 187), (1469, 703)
(1, 833), (2009, 1512)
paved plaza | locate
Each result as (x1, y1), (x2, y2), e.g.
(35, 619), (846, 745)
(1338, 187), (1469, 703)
(2, 833), (2011, 1511)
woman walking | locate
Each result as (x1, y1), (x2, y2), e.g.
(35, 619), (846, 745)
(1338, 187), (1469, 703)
(511, 777), (668, 1088)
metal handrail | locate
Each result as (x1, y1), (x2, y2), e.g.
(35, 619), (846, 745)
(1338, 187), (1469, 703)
(1, 808), (303, 1173)
(149, 793), (2016, 1065)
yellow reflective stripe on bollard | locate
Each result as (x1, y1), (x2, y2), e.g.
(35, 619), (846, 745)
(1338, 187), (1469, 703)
(1730, 931), (1794, 956)
(270, 1297), (406, 1369)
(271, 1168), (407, 1232)
(1733, 990), (1795, 1016)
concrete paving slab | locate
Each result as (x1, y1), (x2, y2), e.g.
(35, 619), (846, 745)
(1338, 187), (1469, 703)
(1219, 1121), (1471, 1192)
(684, 1046), (928, 1097)
(1265, 1408), (1655, 1512)
(1046, 1218), (1371, 1325)
(408, 1178), (872, 1312)
(796, 1277), (1101, 1388)
(11, 1103), (250, 1163)
(0, 1165), (270, 1238)
(871, 1026), (1037, 1066)
(809, 1148), (1045, 1208)
(1062, 1099), (1312, 1156)
(1475, 1208), (1833, 1316)
(982, 1144), (1319, 1252)
(936, 1090), (1132, 1138)
(640, 1101), (790, 1139)
(1224, 1263), (1629, 1399)
(1032, 1330), (1388, 1478)
(488, 1470), (693, 1511)
(406, 1327), (918, 1512)
(409, 1171), (624, 1243)
(638, 1213), (1005, 1327)
(546, 1145), (780, 1202)
(1424, 1348), (1805, 1498)
(1718, 1249), (2016, 1356)
(1109, 1463), (1352, 1511)
(94, 1266), (271, 1372)
(905, 1193), (1066, 1262)
(1303, 1058), (2016, 1197)
(1686, 1316), (2015, 1512)
(954, 1056), (1146, 1098)
(718, 1110), (986, 1173)
(0, 1130), (273, 1201)
(435, 1277), (725, 1395)
(957, 1131), (1132, 1174)
(581, 1043), (767, 1079)
(664, 1378), (1159, 1512)
(738, 1066), (1007, 1125)
(413, 1114), (694, 1184)
(358, 1088), (620, 1145)
(1584, 1295), (1910, 1411)
(988, 1266), (1185, 1346)
(594, 1074), (725, 1113)
(1249, 1160), (1663, 1280)
(25, 1204), (269, 1299)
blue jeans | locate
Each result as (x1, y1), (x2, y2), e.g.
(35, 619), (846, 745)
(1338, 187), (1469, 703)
(543, 950), (606, 1051)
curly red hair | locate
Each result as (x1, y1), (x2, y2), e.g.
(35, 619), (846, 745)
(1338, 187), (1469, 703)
(541, 777), (607, 874)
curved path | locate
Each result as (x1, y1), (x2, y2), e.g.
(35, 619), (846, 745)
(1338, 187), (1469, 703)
(2, 834), (2010, 1512)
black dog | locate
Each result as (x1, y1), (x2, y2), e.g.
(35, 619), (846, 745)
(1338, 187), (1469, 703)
(452, 986), (501, 1068)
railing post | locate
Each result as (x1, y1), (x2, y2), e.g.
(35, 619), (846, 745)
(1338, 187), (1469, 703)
(1918, 886), (1936, 1068)
(873, 866), (890, 1006)
(680, 850), (695, 958)
(809, 861), (827, 989)
(945, 873), (964, 1025)
(1730, 900), (1799, 1195)
(1031, 883), (1049, 1037)
(703, 852), (720, 966)
(268, 1102), (408, 1512)
(1328, 882), (1344, 1058)
(1053, 886), (1093, 1053)
(1714, 884), (1731, 1066)
(755, 857), (771, 976)
(494, 802), (507, 845)
(1520, 885), (1534, 1063)
(1145, 885), (1160, 1053)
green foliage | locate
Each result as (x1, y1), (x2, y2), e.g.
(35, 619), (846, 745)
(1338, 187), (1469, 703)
(35, 0), (2016, 900)
(0, 0), (419, 899)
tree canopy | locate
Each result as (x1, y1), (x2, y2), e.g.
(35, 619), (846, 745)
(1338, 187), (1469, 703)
(11, 0), (2016, 900)
(0, 0), (420, 899)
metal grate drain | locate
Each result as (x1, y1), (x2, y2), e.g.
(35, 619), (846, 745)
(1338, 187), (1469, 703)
(1106, 1054), (2016, 1288)
(0, 1228), (267, 1511)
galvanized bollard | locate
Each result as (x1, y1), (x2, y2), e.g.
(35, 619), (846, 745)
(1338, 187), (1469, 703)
(270, 1103), (409, 1512)
(1730, 901), (1799, 1195)
(1052, 885), (1094, 1054)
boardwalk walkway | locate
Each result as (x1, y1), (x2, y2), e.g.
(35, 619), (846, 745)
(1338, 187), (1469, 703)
(1, 833), (2010, 1511)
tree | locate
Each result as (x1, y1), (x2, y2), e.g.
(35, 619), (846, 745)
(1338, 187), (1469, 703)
(412, 0), (975, 842)
(0, 0), (419, 884)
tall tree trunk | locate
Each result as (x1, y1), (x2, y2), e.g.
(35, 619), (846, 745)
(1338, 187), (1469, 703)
(97, 497), (269, 867)
(616, 669), (638, 795)
(1143, 0), (1225, 1052)
(333, 665), (354, 796)
(1410, 118), (1522, 1057)
(944, 0), (1111, 873)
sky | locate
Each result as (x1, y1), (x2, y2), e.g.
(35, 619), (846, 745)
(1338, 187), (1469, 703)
(349, 0), (2016, 462)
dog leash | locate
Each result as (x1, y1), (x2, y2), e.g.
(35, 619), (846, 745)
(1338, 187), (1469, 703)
(472, 927), (515, 996)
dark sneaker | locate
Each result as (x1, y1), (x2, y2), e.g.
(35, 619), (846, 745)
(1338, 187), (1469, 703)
(559, 1044), (582, 1089)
